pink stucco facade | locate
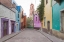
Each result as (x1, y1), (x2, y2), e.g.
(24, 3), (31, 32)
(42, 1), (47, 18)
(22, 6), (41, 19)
(34, 14), (41, 28)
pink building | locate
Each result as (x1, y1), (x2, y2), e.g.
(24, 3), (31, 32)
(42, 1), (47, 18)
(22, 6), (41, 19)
(30, 3), (34, 17)
(34, 14), (41, 29)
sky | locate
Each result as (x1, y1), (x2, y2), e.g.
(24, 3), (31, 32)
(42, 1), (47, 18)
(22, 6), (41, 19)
(15, 0), (40, 17)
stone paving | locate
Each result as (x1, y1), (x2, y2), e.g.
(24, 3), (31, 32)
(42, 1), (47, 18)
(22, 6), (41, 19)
(5, 29), (52, 42)
(37, 30), (64, 42)
(0, 31), (21, 42)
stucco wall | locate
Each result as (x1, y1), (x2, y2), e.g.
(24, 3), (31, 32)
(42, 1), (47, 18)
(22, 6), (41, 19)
(15, 12), (21, 31)
(52, 0), (56, 6)
(52, 1), (64, 31)
(15, 9), (19, 31)
(0, 4), (16, 38)
(43, 0), (52, 29)
(16, 6), (22, 23)
(34, 14), (41, 27)
(11, 8), (16, 13)
(0, 5), (15, 21)
(16, 10), (18, 22)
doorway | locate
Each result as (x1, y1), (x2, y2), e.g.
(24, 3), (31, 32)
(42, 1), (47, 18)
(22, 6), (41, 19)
(61, 11), (64, 32)
(47, 21), (50, 31)
(11, 21), (15, 33)
(3, 21), (8, 36)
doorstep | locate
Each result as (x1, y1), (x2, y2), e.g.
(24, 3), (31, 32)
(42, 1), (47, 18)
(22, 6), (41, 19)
(0, 31), (21, 42)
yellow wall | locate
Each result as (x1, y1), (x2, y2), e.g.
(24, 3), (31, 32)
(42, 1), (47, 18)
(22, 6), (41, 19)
(42, 0), (52, 29)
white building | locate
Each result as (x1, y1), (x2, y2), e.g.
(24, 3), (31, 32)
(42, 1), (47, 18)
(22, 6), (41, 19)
(0, 4), (16, 38)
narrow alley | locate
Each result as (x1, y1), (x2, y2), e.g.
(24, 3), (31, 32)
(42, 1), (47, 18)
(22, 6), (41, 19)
(0, 0), (64, 42)
(5, 29), (51, 42)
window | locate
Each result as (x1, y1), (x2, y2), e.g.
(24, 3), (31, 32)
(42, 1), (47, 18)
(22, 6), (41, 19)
(36, 17), (37, 21)
(44, 17), (46, 26)
(18, 20), (19, 22)
(46, 0), (48, 4)
(18, 14), (19, 18)
(32, 6), (33, 9)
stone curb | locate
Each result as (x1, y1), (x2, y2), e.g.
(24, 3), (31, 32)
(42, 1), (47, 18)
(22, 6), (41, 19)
(36, 30), (53, 42)
(37, 30), (64, 42)
(0, 31), (21, 42)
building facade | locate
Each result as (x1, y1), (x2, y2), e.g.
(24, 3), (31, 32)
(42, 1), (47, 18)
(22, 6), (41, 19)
(52, 0), (64, 39)
(23, 13), (27, 28)
(29, 3), (34, 28)
(30, 3), (34, 17)
(16, 6), (22, 31)
(34, 13), (41, 29)
(0, 3), (16, 38)
(42, 0), (52, 33)
(0, 0), (19, 38)
(21, 8), (24, 29)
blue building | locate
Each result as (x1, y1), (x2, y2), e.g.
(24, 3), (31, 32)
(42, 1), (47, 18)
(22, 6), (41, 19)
(16, 6), (22, 31)
(52, 0), (64, 39)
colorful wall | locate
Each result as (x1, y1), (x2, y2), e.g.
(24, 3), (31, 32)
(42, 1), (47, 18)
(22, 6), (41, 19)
(16, 6), (22, 31)
(23, 16), (26, 28)
(42, 0), (52, 29)
(0, 4), (15, 38)
(34, 14), (41, 28)
(52, 0), (64, 31)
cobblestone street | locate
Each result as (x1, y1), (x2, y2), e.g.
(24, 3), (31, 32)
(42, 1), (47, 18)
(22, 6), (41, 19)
(5, 29), (52, 42)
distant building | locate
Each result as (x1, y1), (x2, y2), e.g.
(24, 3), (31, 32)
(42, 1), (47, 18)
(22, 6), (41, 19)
(29, 3), (34, 18)
(16, 6), (22, 31)
(21, 11), (27, 29)
(34, 13), (41, 29)
(21, 8), (24, 29)
(29, 3), (34, 28)
(23, 13), (27, 28)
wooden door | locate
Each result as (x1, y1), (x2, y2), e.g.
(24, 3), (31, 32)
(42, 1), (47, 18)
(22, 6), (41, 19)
(11, 23), (14, 33)
(47, 21), (50, 31)
(3, 21), (8, 36)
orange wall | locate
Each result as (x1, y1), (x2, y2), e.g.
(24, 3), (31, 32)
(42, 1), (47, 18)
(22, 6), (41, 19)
(21, 16), (26, 28)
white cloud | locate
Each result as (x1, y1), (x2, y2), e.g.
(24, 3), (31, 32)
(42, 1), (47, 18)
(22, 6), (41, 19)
(15, 0), (40, 17)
